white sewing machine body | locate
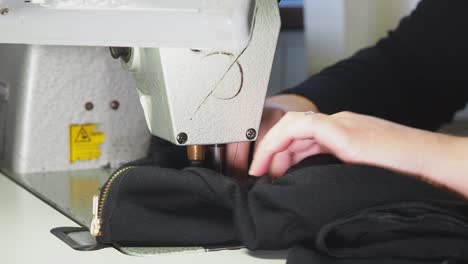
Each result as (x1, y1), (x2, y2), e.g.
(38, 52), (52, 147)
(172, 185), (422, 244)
(1, 0), (280, 146)
(0, 0), (255, 50)
(0, 0), (281, 261)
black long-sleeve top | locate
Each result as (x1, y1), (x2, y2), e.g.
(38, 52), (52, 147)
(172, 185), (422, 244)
(284, 0), (468, 131)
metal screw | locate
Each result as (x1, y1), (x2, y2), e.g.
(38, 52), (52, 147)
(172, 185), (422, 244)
(109, 47), (132, 63)
(85, 102), (94, 111)
(177, 133), (188, 145)
(110, 100), (120, 110)
(1, 8), (9, 15)
(246, 128), (257, 140)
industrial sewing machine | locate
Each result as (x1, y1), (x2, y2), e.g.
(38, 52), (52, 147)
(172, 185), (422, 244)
(0, 0), (280, 258)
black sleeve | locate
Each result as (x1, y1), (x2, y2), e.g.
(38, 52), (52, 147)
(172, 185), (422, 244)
(283, 0), (468, 131)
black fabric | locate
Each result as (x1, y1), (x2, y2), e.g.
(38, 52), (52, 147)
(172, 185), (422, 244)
(96, 157), (468, 263)
(283, 0), (468, 131)
(287, 246), (465, 264)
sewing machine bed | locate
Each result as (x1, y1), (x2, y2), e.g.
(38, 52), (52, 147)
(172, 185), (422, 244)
(3, 159), (468, 263)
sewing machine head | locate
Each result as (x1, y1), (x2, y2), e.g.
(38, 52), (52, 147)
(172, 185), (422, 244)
(110, 4), (280, 149)
(0, 0), (280, 175)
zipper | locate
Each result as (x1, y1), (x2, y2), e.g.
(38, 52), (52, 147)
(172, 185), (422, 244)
(90, 166), (135, 237)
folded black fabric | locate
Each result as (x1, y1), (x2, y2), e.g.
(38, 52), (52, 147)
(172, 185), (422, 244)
(94, 156), (468, 263)
(316, 201), (468, 260)
(287, 246), (465, 264)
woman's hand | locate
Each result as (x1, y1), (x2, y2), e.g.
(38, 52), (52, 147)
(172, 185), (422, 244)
(249, 111), (422, 177)
(225, 94), (318, 179)
(249, 111), (468, 197)
(225, 106), (286, 179)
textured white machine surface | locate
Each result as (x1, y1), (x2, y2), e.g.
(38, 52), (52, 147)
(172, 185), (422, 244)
(0, 174), (287, 264)
(0, 0), (253, 50)
(0, 45), (151, 174)
(128, 0), (280, 145)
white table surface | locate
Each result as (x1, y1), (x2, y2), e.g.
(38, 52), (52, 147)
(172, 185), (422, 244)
(0, 174), (287, 264)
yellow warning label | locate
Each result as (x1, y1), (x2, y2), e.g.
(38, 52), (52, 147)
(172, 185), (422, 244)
(75, 127), (92, 143)
(69, 124), (105, 163)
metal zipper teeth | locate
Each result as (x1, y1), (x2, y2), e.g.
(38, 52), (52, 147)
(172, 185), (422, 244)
(91, 166), (135, 237)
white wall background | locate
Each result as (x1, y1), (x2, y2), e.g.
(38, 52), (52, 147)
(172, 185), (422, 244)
(304, 0), (420, 74)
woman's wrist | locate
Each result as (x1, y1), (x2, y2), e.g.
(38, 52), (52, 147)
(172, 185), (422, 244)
(417, 133), (468, 195)
(265, 94), (319, 113)
(346, 121), (462, 188)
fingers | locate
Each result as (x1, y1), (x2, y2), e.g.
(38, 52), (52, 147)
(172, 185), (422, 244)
(224, 108), (286, 179)
(268, 150), (293, 178)
(249, 112), (324, 176)
(268, 140), (323, 178)
(291, 143), (323, 164)
(288, 139), (316, 153)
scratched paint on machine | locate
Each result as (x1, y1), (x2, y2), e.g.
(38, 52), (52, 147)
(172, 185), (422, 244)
(69, 124), (105, 163)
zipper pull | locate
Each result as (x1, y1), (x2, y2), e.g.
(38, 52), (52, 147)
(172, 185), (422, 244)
(90, 195), (101, 237)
